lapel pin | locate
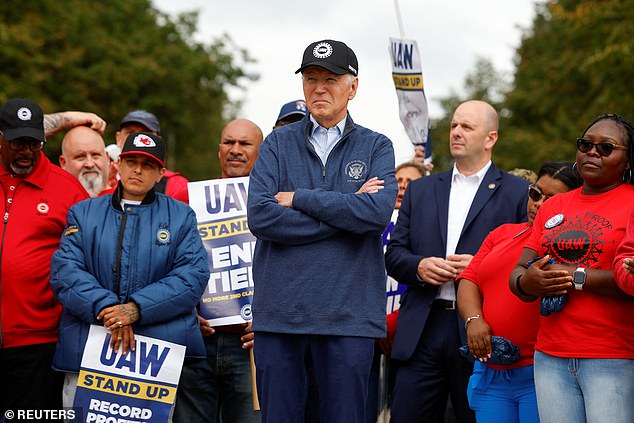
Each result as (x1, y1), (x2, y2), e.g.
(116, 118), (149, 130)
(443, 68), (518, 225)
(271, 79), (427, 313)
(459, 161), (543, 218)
(488, 183), (495, 189)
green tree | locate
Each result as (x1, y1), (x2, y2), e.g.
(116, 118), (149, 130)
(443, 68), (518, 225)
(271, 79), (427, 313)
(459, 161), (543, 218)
(0, 0), (250, 180)
(503, 0), (634, 171)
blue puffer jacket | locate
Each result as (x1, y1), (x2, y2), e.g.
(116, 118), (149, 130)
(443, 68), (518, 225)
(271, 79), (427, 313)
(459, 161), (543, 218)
(50, 185), (210, 372)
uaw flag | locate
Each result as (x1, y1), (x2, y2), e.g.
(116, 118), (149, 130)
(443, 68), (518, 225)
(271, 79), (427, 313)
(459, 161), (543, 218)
(389, 38), (430, 152)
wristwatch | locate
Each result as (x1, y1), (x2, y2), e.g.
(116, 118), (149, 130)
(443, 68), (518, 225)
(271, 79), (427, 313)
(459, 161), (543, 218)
(573, 267), (586, 290)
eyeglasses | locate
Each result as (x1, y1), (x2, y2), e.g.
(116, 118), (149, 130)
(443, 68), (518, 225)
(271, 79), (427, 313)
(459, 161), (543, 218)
(5, 138), (44, 152)
(528, 185), (552, 202)
(576, 138), (627, 157)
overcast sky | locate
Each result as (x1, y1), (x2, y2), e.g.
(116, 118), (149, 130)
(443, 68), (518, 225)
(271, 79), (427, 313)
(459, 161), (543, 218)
(152, 0), (537, 164)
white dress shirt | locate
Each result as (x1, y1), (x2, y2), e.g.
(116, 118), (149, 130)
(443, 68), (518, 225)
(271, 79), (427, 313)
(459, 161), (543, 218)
(436, 161), (492, 301)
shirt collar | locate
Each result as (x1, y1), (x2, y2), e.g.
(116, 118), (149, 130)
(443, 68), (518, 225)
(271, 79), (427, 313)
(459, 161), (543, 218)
(309, 114), (347, 136)
(111, 181), (157, 211)
(0, 151), (49, 190)
(451, 160), (492, 184)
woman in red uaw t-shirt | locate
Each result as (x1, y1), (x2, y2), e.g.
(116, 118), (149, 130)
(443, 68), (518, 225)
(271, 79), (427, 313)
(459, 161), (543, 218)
(457, 162), (580, 423)
(509, 114), (634, 423)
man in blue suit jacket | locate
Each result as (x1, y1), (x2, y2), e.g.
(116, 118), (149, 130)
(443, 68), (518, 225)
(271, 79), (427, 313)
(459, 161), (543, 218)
(385, 100), (529, 423)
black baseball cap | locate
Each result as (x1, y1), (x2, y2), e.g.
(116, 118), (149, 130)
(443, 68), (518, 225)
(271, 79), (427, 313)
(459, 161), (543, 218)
(119, 132), (165, 168)
(0, 97), (45, 142)
(295, 40), (358, 76)
(119, 110), (161, 134)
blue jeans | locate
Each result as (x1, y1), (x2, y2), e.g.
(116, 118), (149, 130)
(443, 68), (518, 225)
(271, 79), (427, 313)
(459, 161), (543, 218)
(467, 361), (539, 423)
(534, 351), (634, 423)
(173, 331), (260, 423)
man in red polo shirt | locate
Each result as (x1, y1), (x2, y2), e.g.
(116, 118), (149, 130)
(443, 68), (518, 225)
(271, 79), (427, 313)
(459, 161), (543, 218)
(0, 98), (88, 416)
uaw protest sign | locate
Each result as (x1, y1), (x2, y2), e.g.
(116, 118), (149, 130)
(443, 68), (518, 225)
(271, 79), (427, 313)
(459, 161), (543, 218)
(382, 209), (406, 314)
(389, 37), (430, 147)
(73, 325), (185, 423)
(188, 177), (255, 326)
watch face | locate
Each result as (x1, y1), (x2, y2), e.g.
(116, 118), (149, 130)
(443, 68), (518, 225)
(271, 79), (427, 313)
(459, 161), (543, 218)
(573, 269), (585, 285)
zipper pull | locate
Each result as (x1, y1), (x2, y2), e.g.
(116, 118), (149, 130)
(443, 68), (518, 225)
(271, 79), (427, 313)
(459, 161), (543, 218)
(3, 212), (8, 223)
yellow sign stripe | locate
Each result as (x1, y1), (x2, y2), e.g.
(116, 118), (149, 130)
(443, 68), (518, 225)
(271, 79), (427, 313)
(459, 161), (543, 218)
(392, 73), (424, 90)
(78, 370), (176, 404)
(197, 217), (250, 240)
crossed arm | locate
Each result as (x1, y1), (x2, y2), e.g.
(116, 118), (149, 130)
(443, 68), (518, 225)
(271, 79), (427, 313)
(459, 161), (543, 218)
(248, 138), (397, 245)
(274, 176), (386, 207)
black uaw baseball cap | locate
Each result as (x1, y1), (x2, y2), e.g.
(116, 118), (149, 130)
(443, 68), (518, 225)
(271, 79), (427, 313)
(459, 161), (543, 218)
(295, 39), (358, 76)
(0, 97), (45, 142)
(119, 132), (165, 168)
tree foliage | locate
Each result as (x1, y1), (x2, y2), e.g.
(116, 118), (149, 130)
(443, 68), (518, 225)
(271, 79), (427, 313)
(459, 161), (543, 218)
(0, 0), (249, 180)
(432, 0), (634, 174)
(503, 0), (634, 171)
(430, 57), (510, 171)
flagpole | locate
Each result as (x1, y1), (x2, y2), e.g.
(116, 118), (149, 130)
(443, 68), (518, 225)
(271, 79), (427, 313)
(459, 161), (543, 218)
(393, 0), (405, 38)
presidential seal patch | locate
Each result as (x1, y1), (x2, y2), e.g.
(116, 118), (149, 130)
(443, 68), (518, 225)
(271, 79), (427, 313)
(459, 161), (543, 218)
(345, 160), (367, 181)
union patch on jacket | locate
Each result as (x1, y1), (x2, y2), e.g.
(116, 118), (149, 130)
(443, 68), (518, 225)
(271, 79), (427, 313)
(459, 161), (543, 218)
(156, 227), (171, 245)
(63, 225), (79, 236)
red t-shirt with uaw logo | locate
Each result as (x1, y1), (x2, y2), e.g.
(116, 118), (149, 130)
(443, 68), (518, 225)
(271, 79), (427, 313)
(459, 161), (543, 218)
(526, 184), (634, 358)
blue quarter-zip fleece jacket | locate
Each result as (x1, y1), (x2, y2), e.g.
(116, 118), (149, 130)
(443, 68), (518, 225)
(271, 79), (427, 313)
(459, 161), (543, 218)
(247, 114), (397, 338)
(50, 186), (210, 372)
